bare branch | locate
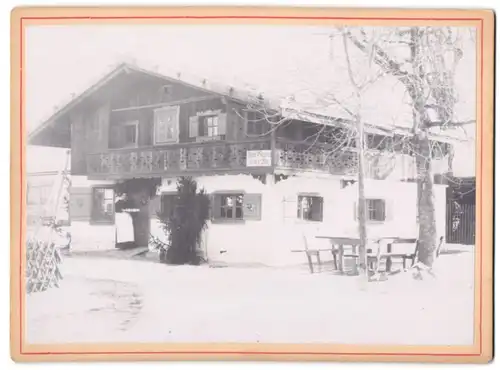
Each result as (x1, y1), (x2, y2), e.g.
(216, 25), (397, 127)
(426, 120), (475, 128)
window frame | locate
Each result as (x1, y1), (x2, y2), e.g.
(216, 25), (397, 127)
(120, 120), (139, 148)
(296, 193), (324, 222)
(211, 191), (247, 224)
(200, 115), (220, 137)
(90, 186), (116, 225)
(154, 106), (180, 145)
(366, 198), (386, 223)
(218, 193), (244, 221)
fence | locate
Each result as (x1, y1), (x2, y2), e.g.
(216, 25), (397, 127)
(446, 203), (475, 245)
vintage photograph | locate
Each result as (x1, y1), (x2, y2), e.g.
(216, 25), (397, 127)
(24, 22), (477, 347)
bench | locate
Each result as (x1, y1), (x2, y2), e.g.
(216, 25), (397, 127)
(367, 236), (444, 273)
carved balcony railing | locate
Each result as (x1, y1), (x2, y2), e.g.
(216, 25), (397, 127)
(87, 139), (272, 177)
(274, 139), (444, 181)
(275, 139), (359, 176)
(87, 137), (426, 180)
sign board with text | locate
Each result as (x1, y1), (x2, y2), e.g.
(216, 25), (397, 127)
(246, 150), (272, 167)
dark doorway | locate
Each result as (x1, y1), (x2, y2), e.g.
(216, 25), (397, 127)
(445, 177), (476, 245)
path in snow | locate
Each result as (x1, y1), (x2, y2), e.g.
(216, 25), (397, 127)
(25, 249), (475, 346)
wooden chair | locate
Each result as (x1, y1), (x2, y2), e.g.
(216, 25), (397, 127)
(367, 238), (417, 274)
(435, 236), (445, 258)
(408, 236), (445, 269)
(302, 234), (322, 274)
(367, 238), (395, 274)
(392, 238), (419, 270)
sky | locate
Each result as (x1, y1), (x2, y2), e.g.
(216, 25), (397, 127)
(25, 24), (477, 176)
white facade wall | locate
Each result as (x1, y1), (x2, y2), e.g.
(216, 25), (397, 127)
(151, 174), (447, 266)
(73, 172), (447, 264)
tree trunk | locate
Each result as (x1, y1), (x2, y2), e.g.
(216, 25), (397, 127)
(356, 118), (368, 276)
(415, 132), (437, 267)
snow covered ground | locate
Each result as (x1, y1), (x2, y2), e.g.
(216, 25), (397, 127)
(25, 246), (475, 346)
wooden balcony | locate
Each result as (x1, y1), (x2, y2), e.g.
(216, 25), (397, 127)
(274, 138), (359, 176)
(87, 137), (365, 179)
(87, 139), (273, 179)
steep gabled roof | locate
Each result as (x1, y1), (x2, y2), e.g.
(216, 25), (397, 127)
(27, 62), (259, 144)
(29, 61), (470, 146)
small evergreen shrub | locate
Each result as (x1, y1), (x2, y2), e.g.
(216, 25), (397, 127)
(157, 177), (210, 265)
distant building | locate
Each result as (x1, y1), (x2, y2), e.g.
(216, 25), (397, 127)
(26, 146), (70, 229)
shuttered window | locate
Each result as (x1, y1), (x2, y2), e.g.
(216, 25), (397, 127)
(354, 199), (392, 222)
(201, 116), (219, 137)
(297, 195), (323, 222)
(189, 112), (227, 140)
(366, 199), (386, 221)
(211, 192), (262, 222)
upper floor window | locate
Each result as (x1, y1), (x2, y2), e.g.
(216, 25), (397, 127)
(201, 115), (219, 137)
(122, 121), (138, 147)
(154, 106), (179, 144)
(189, 111), (227, 141)
(91, 187), (115, 224)
(246, 111), (269, 136)
(109, 120), (138, 149)
(297, 195), (323, 222)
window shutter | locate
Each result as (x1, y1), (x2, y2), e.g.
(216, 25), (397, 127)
(189, 116), (199, 138)
(211, 194), (222, 220)
(283, 196), (297, 220)
(218, 113), (227, 136)
(69, 187), (92, 222)
(312, 197), (324, 222)
(385, 199), (393, 221)
(243, 193), (262, 221)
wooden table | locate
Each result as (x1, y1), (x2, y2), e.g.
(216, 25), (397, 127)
(315, 235), (415, 274)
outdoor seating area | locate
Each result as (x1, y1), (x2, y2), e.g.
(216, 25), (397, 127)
(295, 234), (445, 276)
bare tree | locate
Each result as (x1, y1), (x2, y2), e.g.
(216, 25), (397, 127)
(343, 26), (475, 268)
(242, 26), (474, 273)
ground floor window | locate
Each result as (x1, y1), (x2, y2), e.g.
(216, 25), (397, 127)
(366, 199), (386, 222)
(91, 187), (115, 224)
(212, 193), (261, 222)
(297, 195), (324, 222)
(219, 194), (244, 220)
(160, 193), (178, 218)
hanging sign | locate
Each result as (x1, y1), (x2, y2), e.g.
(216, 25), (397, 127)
(246, 150), (272, 167)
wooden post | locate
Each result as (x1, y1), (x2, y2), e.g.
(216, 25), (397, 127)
(338, 244), (344, 274)
(306, 252), (314, 274)
(270, 114), (277, 177)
